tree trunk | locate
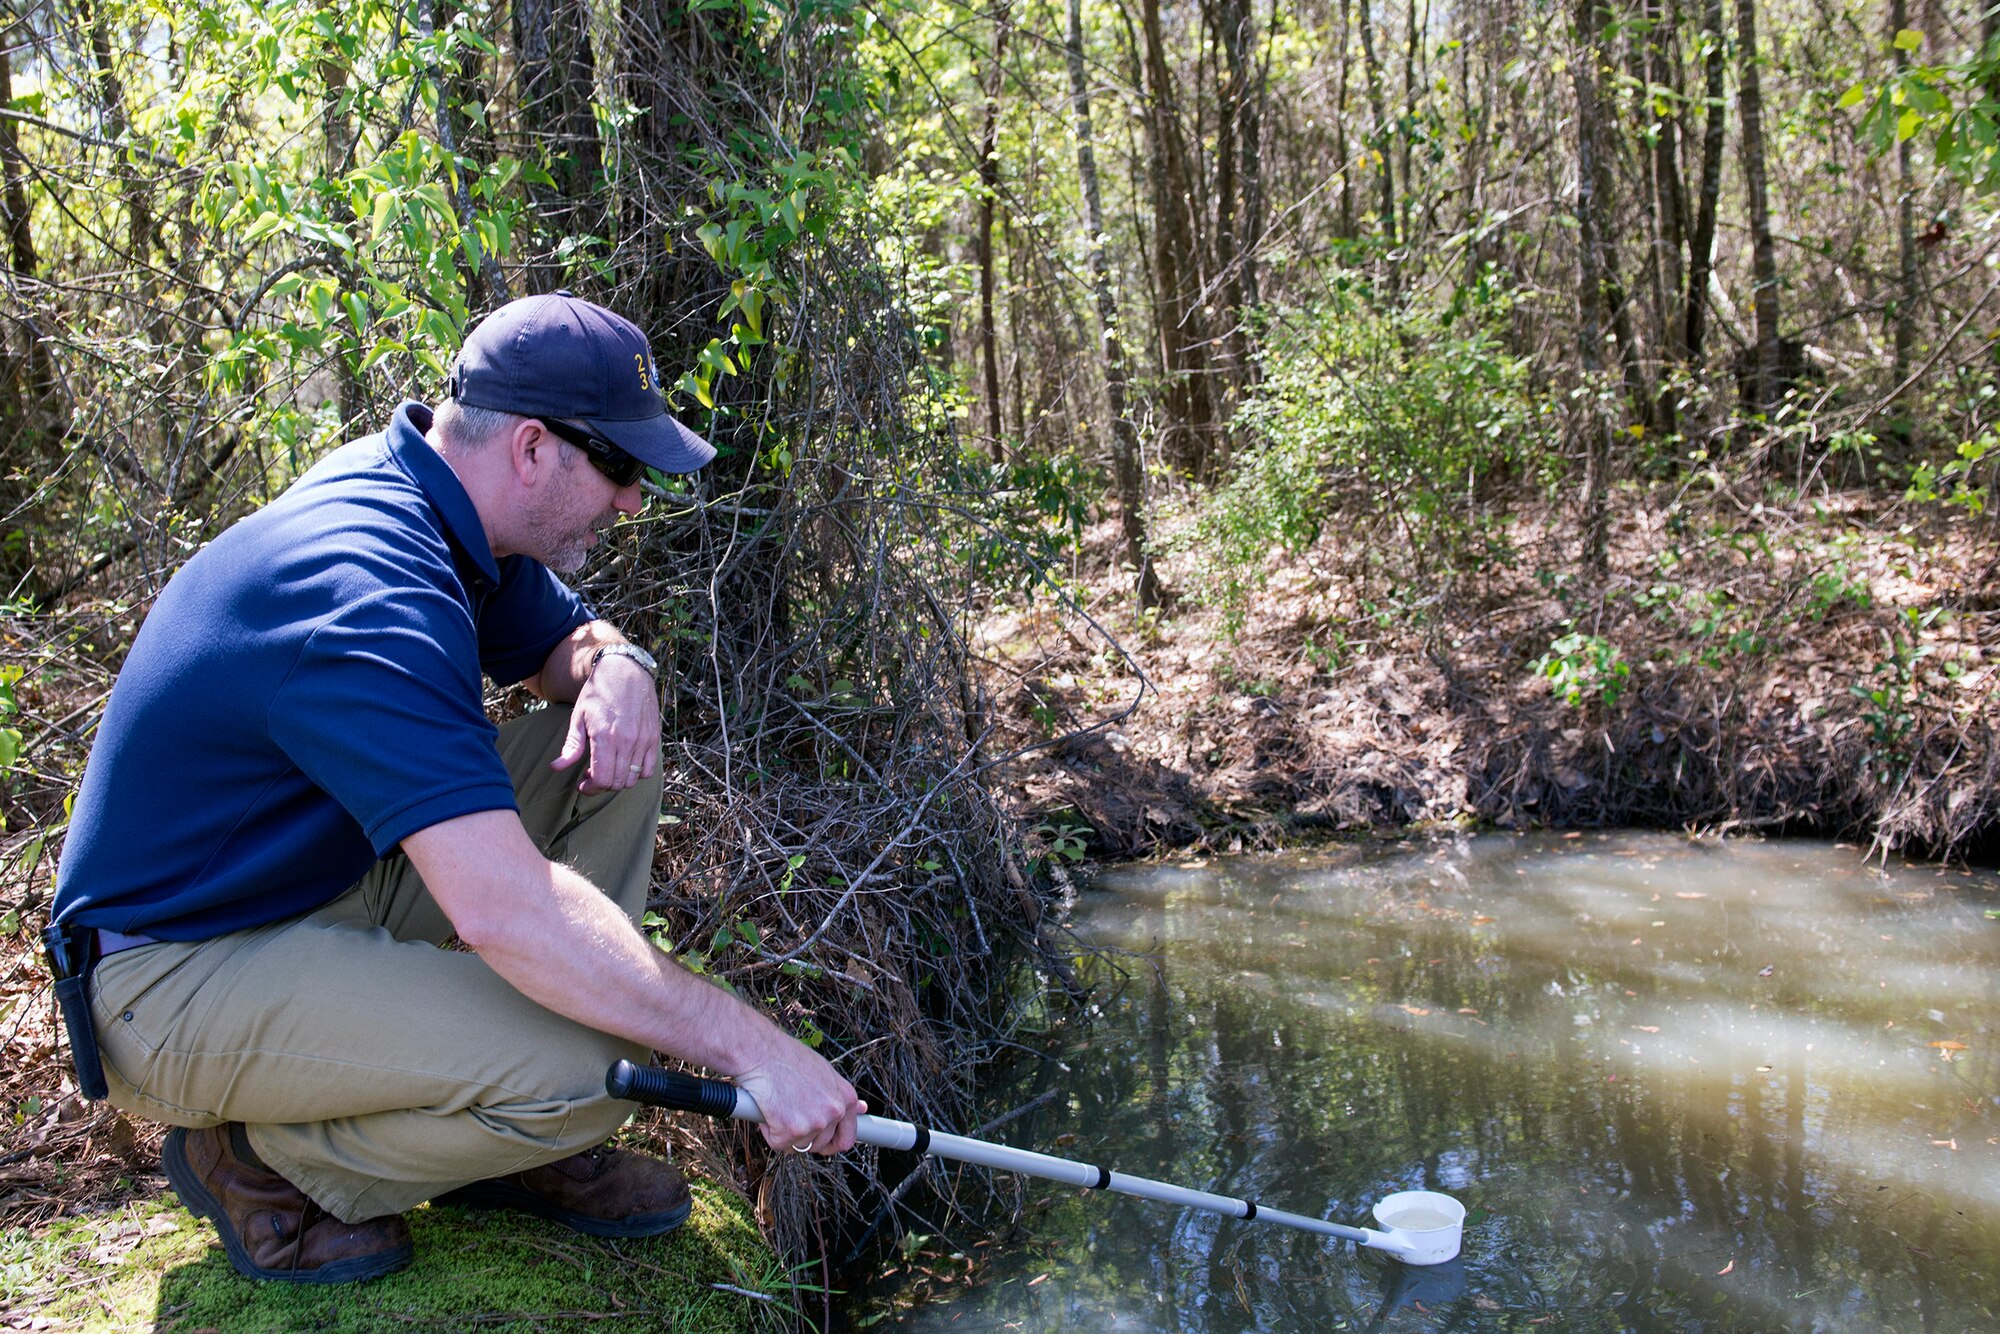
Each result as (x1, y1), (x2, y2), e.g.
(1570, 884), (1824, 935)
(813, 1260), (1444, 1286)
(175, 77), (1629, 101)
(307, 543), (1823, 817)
(1225, 0), (1274, 393)
(1736, 0), (1781, 418)
(1574, 0), (1614, 576)
(1398, 0), (1424, 258)
(1578, 3), (1653, 433)
(1356, 0), (1397, 259)
(1683, 0), (1726, 373)
(1334, 0), (1356, 239)
(1456, 14), (1497, 289)
(1068, 0), (1160, 607)
(1206, 0), (1268, 390)
(514, 0), (603, 297)
(514, 0), (602, 208)
(1241, 0), (1275, 325)
(422, 0), (509, 308)
(1005, 208), (1026, 444)
(977, 4), (1010, 459)
(1890, 0), (1916, 427)
(0, 41), (70, 600)
(1209, 0), (1243, 388)
(1647, 0), (1689, 390)
(1138, 0), (1217, 477)
(1210, 0), (1238, 278)
(77, 0), (154, 263)
(1649, 1), (1688, 343)
(319, 55), (364, 428)
(0, 47), (38, 278)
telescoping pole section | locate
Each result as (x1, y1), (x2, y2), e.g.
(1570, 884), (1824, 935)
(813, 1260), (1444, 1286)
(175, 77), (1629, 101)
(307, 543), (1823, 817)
(605, 1060), (1394, 1250)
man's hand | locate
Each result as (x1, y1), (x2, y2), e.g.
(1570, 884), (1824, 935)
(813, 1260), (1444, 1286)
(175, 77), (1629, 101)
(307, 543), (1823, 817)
(551, 652), (661, 793)
(736, 1042), (867, 1157)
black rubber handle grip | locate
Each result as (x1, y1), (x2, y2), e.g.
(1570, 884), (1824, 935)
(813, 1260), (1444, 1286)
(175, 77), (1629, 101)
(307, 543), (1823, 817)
(606, 1059), (743, 1118)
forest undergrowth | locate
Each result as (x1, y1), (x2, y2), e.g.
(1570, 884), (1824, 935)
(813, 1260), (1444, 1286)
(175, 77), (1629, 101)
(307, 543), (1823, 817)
(983, 481), (2000, 868)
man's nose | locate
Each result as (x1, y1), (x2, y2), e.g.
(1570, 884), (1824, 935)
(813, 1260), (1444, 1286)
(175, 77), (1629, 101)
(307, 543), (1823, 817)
(614, 481), (645, 515)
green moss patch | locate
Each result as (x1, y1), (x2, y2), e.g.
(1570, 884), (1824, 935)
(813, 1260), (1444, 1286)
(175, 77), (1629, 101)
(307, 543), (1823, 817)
(3, 1182), (794, 1332)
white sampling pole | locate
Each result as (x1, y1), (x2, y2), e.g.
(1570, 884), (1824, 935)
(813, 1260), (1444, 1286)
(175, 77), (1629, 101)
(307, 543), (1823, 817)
(605, 1061), (1464, 1264)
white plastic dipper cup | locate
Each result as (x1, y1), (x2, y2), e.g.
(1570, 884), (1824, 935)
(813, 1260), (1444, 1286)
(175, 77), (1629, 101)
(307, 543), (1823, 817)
(1370, 1190), (1467, 1264)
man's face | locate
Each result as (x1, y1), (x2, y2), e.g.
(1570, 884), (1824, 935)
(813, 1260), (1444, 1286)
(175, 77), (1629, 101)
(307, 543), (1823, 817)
(522, 443), (636, 574)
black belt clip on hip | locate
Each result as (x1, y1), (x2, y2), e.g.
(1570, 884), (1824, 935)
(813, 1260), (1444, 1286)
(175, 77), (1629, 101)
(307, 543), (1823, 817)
(41, 922), (110, 1101)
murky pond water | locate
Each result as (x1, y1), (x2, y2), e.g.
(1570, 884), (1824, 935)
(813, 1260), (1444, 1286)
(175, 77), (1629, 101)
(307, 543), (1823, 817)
(880, 833), (2000, 1332)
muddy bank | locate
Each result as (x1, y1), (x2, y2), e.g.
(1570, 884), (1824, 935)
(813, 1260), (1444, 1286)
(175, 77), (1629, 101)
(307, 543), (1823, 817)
(984, 496), (2000, 863)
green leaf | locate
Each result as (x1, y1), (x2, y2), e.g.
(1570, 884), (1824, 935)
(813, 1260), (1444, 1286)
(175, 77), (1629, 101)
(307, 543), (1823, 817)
(1904, 80), (1949, 115)
(680, 367), (715, 410)
(1859, 92), (1897, 152)
(1838, 83), (1868, 110)
(359, 339), (405, 372)
(295, 216), (354, 251)
(369, 190), (398, 240)
(240, 210), (288, 244)
(410, 182), (452, 221)
(1893, 27), (1923, 52)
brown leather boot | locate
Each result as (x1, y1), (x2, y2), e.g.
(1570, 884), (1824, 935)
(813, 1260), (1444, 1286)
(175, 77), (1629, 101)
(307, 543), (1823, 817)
(433, 1143), (692, 1238)
(162, 1125), (414, 1283)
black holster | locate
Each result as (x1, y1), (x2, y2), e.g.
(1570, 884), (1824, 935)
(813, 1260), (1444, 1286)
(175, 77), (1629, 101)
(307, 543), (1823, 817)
(42, 923), (110, 1101)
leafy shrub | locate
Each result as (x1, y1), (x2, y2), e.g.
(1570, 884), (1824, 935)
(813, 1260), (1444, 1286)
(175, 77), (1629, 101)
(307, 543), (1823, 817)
(1158, 280), (1559, 630)
(1907, 431), (1995, 515)
(1534, 628), (1630, 710)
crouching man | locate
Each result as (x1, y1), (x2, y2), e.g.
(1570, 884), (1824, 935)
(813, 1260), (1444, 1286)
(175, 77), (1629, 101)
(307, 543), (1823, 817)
(48, 291), (862, 1282)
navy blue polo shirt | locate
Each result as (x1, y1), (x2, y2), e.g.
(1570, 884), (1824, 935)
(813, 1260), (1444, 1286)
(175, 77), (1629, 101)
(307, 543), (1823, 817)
(54, 403), (594, 939)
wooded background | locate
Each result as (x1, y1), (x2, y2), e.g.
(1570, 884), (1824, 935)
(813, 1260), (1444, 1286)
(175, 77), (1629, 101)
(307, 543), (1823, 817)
(6, 0), (1997, 611)
(870, 0), (2000, 599)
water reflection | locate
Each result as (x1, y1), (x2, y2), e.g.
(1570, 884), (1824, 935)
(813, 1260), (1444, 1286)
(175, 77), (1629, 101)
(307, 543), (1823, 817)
(879, 833), (2000, 1332)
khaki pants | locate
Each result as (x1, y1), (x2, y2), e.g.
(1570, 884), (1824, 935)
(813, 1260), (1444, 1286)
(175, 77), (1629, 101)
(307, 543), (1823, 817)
(90, 706), (661, 1223)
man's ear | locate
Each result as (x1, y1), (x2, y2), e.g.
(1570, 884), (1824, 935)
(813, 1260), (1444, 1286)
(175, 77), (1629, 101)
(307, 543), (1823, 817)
(508, 417), (554, 486)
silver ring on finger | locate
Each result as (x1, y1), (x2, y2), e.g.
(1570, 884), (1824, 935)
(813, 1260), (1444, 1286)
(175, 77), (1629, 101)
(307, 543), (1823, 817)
(792, 1140), (813, 1154)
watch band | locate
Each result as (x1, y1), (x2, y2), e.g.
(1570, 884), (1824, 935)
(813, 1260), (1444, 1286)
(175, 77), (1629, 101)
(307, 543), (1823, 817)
(590, 642), (657, 678)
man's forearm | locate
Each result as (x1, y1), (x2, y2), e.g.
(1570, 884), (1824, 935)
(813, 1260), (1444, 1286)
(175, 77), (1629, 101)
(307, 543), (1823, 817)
(405, 810), (861, 1147)
(407, 812), (792, 1078)
(493, 866), (792, 1077)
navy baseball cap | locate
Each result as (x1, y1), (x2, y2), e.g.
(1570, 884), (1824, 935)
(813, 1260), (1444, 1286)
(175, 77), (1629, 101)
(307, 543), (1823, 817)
(446, 290), (716, 474)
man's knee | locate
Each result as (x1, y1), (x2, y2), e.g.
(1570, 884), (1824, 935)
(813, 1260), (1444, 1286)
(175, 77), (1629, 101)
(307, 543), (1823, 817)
(491, 1031), (648, 1153)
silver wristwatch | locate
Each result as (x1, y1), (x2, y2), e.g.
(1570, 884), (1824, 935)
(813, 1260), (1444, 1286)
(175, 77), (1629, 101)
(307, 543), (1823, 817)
(590, 642), (658, 679)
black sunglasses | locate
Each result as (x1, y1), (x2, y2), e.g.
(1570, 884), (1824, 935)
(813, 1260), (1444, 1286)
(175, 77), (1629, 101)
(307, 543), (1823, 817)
(535, 417), (647, 488)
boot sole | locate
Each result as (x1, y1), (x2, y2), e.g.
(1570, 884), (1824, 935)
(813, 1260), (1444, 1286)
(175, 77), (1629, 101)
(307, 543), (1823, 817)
(162, 1127), (414, 1284)
(433, 1179), (692, 1239)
